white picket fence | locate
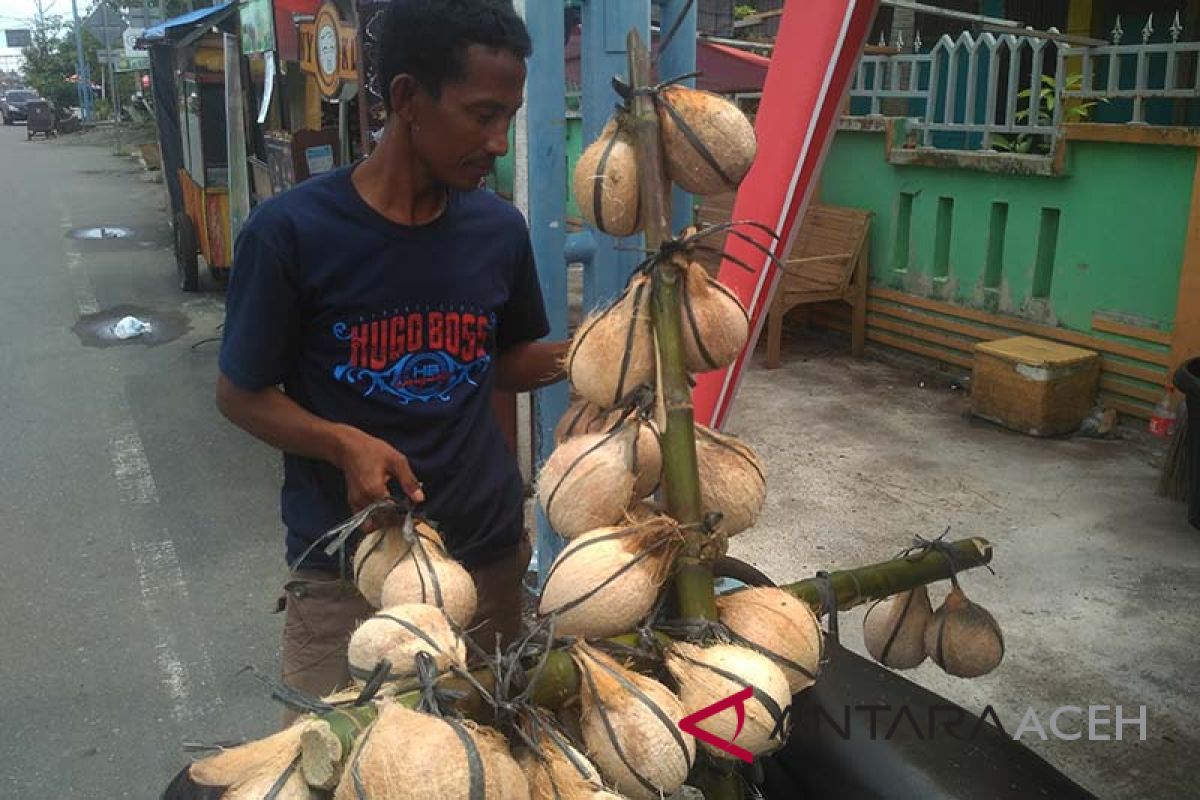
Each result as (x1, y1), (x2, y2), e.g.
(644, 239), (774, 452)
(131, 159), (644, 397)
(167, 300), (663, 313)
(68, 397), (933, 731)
(849, 12), (1200, 152)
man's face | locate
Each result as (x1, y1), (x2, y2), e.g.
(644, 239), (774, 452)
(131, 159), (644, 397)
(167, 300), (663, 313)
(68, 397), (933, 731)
(405, 44), (526, 191)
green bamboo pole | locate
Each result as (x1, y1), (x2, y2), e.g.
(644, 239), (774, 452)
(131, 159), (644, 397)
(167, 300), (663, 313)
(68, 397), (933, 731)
(625, 29), (719, 625)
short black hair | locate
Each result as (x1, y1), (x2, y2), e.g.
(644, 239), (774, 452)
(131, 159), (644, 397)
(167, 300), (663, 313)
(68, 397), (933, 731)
(377, 0), (532, 110)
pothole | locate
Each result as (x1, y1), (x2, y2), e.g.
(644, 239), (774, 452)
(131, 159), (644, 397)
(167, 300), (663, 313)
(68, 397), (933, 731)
(71, 304), (191, 348)
(67, 226), (138, 240)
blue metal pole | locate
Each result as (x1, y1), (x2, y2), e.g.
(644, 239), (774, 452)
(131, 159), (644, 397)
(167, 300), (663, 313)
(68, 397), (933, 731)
(69, 0), (93, 121)
(520, 2), (570, 580)
(580, 0), (648, 311)
(659, 0), (697, 234)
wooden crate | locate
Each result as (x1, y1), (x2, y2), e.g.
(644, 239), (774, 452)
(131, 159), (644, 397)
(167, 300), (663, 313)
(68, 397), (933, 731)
(971, 336), (1100, 436)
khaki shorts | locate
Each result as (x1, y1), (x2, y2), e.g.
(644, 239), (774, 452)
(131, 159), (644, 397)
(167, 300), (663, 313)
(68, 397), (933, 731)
(279, 536), (532, 722)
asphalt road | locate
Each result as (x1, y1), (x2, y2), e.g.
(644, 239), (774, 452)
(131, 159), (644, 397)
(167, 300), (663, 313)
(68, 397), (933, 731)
(0, 124), (287, 797)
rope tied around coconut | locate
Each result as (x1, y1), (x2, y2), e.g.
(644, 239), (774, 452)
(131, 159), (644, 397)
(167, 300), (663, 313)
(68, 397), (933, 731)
(574, 647), (693, 797)
(624, 219), (784, 279)
(287, 494), (415, 576)
(347, 611), (456, 683)
(539, 520), (684, 619)
(262, 754), (302, 800)
(669, 648), (790, 737)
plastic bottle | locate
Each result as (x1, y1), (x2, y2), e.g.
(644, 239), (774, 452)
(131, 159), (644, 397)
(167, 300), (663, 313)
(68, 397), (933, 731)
(1149, 388), (1178, 438)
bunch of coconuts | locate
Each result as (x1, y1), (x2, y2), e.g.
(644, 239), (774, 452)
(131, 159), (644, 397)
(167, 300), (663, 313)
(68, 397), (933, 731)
(862, 578), (1005, 678)
(521, 84), (828, 798)
(170, 80), (1004, 800)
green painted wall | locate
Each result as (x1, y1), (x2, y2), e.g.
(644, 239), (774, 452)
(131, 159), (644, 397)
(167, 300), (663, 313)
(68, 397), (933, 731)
(819, 130), (1191, 333)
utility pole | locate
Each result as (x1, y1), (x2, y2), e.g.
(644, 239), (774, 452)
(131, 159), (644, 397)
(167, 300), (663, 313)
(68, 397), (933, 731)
(69, 0), (93, 120)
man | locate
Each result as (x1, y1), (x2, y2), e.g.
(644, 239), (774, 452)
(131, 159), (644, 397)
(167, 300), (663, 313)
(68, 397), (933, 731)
(216, 0), (564, 702)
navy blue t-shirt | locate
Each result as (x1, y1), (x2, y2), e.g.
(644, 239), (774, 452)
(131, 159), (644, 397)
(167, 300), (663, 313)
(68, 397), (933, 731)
(219, 165), (549, 571)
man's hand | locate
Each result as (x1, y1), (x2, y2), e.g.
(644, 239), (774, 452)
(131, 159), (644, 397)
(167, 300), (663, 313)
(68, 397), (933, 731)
(215, 376), (425, 533)
(334, 427), (425, 523)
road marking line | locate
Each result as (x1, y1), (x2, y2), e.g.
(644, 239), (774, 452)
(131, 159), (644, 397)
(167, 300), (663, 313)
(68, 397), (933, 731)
(107, 408), (224, 723)
(66, 251), (100, 316)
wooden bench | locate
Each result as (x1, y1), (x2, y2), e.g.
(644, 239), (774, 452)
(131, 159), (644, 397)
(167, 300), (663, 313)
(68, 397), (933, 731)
(694, 195), (873, 367)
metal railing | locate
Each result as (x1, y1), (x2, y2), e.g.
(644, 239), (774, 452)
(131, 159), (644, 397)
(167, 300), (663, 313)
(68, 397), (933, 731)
(1062, 12), (1200, 124)
(849, 11), (1200, 153)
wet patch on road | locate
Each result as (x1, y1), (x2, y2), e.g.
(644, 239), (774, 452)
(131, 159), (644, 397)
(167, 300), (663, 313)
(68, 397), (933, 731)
(66, 225), (169, 250)
(71, 304), (192, 348)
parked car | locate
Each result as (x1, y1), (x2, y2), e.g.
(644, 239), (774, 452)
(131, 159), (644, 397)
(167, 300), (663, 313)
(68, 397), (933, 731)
(1, 89), (40, 125)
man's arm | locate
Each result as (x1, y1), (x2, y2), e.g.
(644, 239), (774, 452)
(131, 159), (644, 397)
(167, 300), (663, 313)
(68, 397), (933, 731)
(215, 374), (425, 510)
(494, 340), (569, 393)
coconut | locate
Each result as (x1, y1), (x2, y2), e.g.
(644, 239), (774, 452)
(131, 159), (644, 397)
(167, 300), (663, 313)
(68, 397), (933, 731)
(223, 757), (317, 800)
(538, 426), (640, 539)
(680, 261), (749, 373)
(573, 116), (642, 237)
(924, 586), (1005, 678)
(573, 644), (694, 800)
(695, 425), (766, 536)
(190, 722), (316, 791)
(538, 518), (681, 638)
(629, 419), (662, 499)
(555, 398), (624, 444)
(334, 702), (529, 799)
(656, 85), (757, 195)
(863, 585), (934, 670)
(352, 520), (445, 608)
(715, 587), (823, 694)
(378, 540), (478, 628)
(346, 603), (465, 685)
(518, 733), (622, 800)
(666, 641), (791, 760)
(565, 274), (655, 409)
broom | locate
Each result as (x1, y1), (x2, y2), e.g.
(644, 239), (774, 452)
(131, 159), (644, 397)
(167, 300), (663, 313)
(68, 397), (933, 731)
(1159, 358), (1198, 530)
(1157, 401), (1190, 501)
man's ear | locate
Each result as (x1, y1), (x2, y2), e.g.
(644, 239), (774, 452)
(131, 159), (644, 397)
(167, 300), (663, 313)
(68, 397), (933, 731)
(389, 74), (420, 123)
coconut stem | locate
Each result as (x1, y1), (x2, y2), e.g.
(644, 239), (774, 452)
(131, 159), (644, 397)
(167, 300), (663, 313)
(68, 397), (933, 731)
(626, 29), (718, 626)
(782, 537), (995, 613)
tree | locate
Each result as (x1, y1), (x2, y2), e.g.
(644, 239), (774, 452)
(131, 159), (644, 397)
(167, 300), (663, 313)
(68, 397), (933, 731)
(21, 8), (101, 110)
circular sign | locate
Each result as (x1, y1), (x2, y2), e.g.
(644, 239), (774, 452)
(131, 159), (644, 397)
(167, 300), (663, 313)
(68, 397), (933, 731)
(313, 4), (342, 98)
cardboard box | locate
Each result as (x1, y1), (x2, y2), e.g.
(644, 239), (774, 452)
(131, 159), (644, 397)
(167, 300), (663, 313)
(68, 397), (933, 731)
(971, 336), (1100, 436)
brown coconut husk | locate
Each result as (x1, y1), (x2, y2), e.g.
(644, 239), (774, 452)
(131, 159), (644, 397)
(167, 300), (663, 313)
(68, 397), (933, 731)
(666, 641), (791, 760)
(680, 261), (749, 373)
(518, 727), (622, 800)
(538, 425), (641, 539)
(716, 587), (823, 694)
(378, 540), (478, 628)
(352, 520), (444, 608)
(629, 418), (662, 499)
(223, 756), (317, 799)
(863, 585), (934, 670)
(538, 518), (682, 638)
(924, 586), (1005, 678)
(565, 274), (655, 409)
(346, 603), (465, 686)
(572, 644), (694, 800)
(334, 702), (530, 799)
(189, 721), (317, 789)
(555, 398), (624, 444)
(656, 85), (757, 195)
(574, 116), (641, 237)
(695, 425), (766, 536)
